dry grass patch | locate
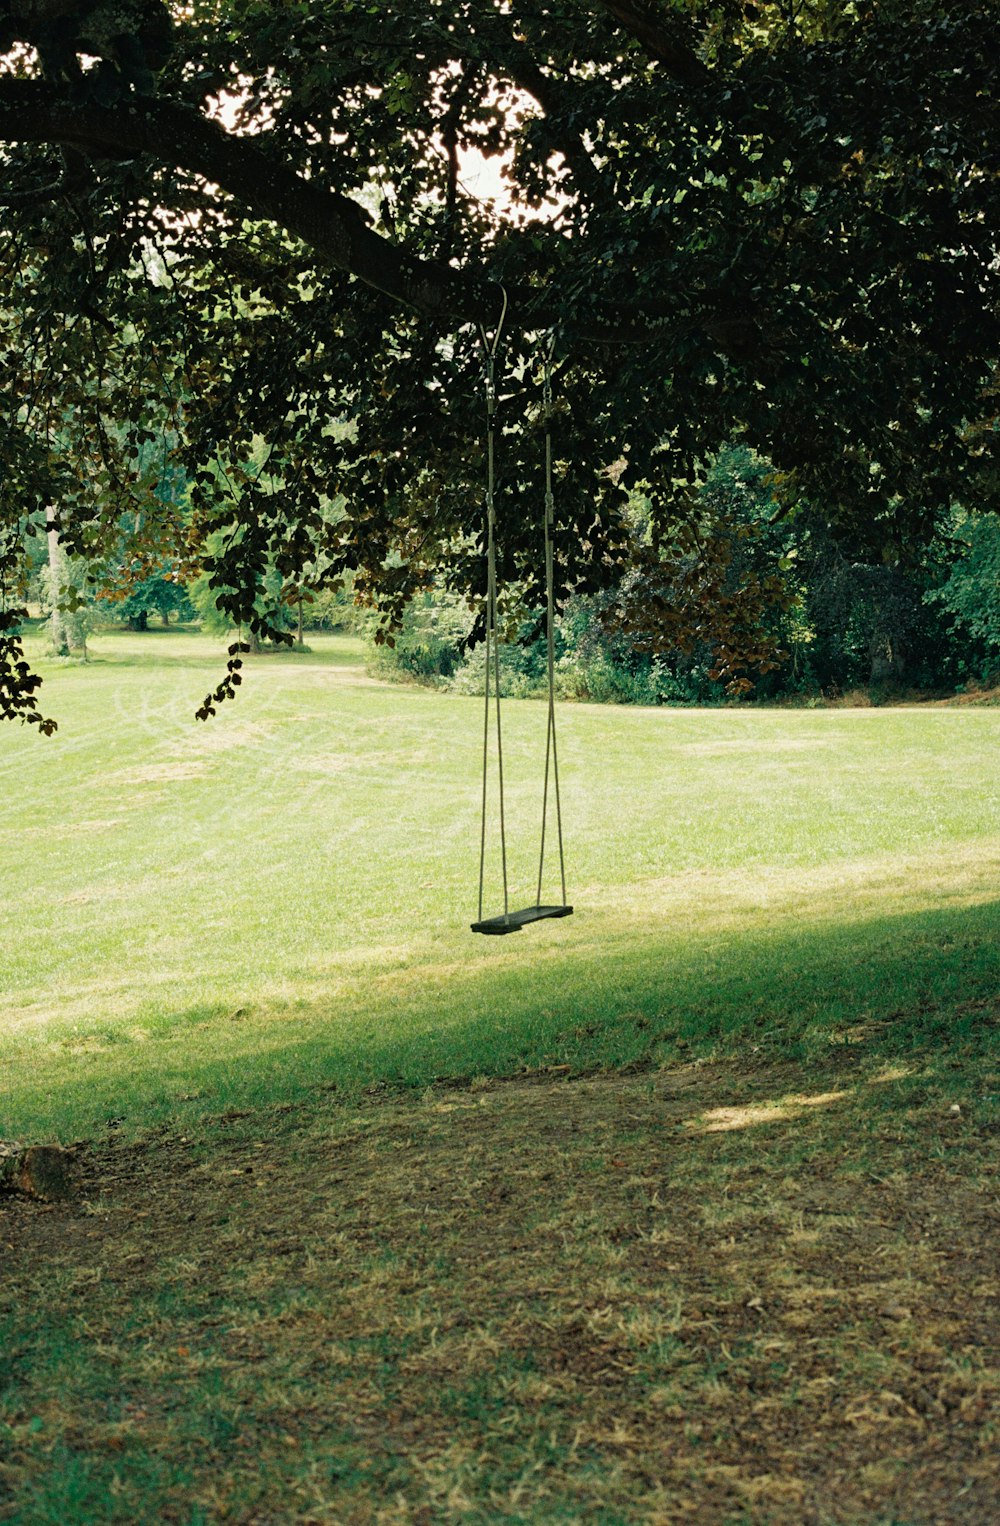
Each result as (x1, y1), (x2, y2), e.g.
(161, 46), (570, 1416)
(2, 1050), (997, 1524)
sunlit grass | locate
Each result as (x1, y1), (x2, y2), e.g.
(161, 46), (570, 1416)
(3, 625), (999, 1140)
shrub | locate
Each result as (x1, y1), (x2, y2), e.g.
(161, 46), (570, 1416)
(364, 592), (470, 684)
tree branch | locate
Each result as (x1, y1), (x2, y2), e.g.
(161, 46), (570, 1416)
(0, 80), (720, 346)
(595, 0), (710, 86)
(495, 32), (611, 208)
(0, 84), (502, 309)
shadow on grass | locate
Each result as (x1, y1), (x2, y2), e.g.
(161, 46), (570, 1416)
(5, 894), (999, 1141)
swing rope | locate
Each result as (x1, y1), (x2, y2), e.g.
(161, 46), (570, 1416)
(477, 289), (509, 924)
(472, 308), (572, 936)
(536, 333), (567, 909)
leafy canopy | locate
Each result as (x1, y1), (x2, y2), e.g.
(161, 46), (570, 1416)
(1, 0), (998, 727)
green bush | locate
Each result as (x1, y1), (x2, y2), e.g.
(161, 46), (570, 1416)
(301, 579), (359, 632)
(550, 595), (724, 705)
(926, 512), (1000, 658)
(448, 639), (545, 698)
(365, 592), (470, 684)
(368, 584), (729, 706)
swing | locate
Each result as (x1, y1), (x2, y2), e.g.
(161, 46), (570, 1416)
(471, 296), (573, 937)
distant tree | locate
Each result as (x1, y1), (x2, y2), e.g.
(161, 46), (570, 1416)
(607, 449), (798, 695)
(97, 568), (193, 630)
(41, 508), (88, 657)
(926, 513), (1000, 663)
(187, 553), (294, 651)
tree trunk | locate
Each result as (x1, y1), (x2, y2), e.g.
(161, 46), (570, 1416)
(0, 1142), (74, 1201)
(46, 508), (88, 659)
(47, 514), (70, 656)
(869, 636), (905, 685)
(297, 591), (304, 648)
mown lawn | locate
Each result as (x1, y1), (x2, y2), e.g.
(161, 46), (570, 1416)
(2, 627), (1000, 1141)
(1, 628), (998, 1525)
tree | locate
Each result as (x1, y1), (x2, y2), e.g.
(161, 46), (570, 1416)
(607, 447), (799, 695)
(927, 511), (1000, 663)
(43, 505), (89, 656)
(1, 0), (998, 729)
(96, 566), (193, 629)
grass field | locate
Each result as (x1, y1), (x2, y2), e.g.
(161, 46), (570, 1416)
(3, 626), (1000, 1141)
(2, 628), (999, 1524)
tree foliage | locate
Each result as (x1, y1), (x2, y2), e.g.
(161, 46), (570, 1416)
(928, 512), (1000, 654)
(1, 0), (998, 726)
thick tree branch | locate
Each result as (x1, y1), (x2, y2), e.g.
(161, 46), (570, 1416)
(596, 0), (710, 85)
(0, 80), (707, 344)
(0, 145), (89, 207)
(0, 85), (481, 316)
(495, 33), (611, 208)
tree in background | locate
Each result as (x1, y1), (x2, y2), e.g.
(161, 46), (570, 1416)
(96, 566), (193, 630)
(187, 557), (294, 651)
(604, 448), (795, 697)
(788, 529), (953, 693)
(367, 443), (996, 702)
(926, 513), (1000, 675)
(1, 1), (998, 729)
(41, 508), (89, 658)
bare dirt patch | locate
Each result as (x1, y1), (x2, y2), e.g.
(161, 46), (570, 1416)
(1, 1056), (997, 1524)
(114, 759), (209, 784)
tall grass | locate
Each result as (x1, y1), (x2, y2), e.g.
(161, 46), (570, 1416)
(2, 626), (999, 1140)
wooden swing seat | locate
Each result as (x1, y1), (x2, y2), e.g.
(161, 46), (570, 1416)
(471, 904), (573, 936)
